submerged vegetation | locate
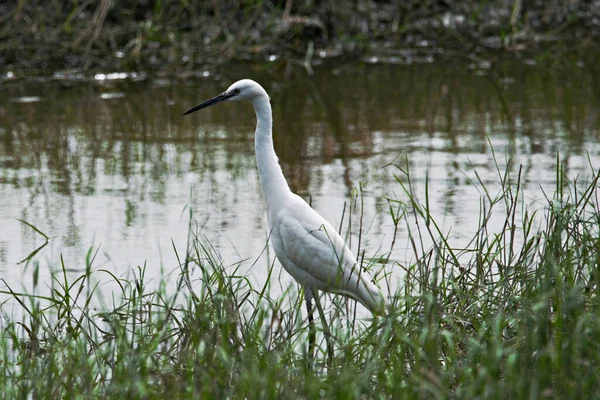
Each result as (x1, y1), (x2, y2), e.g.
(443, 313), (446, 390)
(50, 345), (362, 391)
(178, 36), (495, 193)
(1, 154), (599, 398)
(1, 0), (599, 74)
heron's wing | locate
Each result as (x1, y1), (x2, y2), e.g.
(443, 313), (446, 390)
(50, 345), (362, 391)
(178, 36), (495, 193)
(275, 198), (387, 314)
(276, 198), (366, 289)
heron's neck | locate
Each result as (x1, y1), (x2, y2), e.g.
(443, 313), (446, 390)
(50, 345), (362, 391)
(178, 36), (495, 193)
(252, 97), (291, 214)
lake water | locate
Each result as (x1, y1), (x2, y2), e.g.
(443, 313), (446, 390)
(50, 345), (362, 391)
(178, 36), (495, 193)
(1, 59), (599, 309)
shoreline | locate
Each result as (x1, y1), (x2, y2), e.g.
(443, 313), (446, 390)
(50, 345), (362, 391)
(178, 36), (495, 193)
(2, 1), (599, 76)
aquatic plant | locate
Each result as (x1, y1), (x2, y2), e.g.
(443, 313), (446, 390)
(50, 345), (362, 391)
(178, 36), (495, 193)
(1, 153), (599, 398)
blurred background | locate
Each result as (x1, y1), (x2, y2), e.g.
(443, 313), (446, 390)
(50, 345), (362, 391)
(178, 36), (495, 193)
(1, 0), (599, 74)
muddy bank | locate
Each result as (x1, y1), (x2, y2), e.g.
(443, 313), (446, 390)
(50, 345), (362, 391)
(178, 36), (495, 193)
(1, 0), (599, 76)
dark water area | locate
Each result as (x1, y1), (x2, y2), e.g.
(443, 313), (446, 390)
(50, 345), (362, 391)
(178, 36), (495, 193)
(0, 59), (599, 303)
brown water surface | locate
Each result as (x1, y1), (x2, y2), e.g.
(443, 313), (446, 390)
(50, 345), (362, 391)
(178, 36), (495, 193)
(1, 60), (599, 305)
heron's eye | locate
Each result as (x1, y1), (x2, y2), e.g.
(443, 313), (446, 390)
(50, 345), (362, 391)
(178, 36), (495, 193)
(233, 88), (241, 95)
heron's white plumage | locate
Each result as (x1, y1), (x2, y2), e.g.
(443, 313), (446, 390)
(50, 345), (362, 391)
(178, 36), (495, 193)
(186, 79), (389, 315)
(271, 194), (387, 314)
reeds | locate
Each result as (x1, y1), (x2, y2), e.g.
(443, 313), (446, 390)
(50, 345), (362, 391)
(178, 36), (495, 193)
(1, 151), (599, 398)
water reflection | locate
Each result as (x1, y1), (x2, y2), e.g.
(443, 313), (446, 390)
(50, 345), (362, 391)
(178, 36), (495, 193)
(0, 60), (598, 302)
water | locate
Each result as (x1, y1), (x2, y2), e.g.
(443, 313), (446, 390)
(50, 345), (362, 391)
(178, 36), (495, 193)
(0, 60), (598, 306)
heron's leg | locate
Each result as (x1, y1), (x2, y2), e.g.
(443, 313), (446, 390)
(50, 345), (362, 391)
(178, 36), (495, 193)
(312, 289), (334, 369)
(306, 293), (316, 368)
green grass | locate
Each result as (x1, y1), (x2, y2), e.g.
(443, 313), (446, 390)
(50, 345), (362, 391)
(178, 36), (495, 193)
(1, 152), (599, 399)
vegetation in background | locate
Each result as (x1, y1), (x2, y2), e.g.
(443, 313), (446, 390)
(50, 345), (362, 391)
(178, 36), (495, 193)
(1, 153), (599, 398)
(1, 0), (599, 74)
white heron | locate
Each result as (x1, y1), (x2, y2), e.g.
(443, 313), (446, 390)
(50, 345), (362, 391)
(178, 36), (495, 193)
(184, 79), (389, 362)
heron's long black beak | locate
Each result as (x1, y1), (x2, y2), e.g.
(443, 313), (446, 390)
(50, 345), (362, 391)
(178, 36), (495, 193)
(183, 91), (233, 116)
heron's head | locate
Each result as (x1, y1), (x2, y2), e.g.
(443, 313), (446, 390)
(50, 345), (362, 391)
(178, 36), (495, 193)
(183, 79), (269, 116)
